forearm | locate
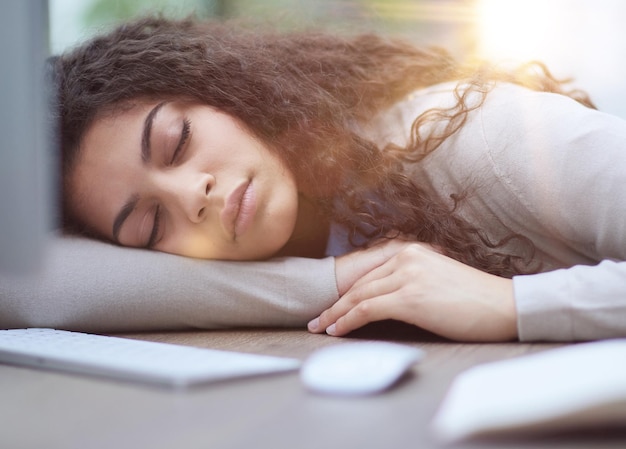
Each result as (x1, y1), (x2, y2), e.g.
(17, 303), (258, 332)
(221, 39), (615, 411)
(514, 260), (626, 341)
(0, 236), (339, 332)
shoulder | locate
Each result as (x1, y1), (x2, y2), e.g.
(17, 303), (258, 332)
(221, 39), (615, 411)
(477, 82), (626, 153)
(365, 80), (626, 146)
(477, 83), (626, 262)
(369, 81), (626, 264)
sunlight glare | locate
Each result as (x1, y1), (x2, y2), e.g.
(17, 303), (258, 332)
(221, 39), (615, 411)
(476, 0), (626, 121)
(477, 0), (564, 63)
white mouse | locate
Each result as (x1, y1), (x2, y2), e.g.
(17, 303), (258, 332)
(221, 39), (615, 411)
(300, 341), (425, 396)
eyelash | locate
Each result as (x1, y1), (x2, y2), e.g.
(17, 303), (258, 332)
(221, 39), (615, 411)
(170, 117), (191, 165)
(146, 205), (161, 249)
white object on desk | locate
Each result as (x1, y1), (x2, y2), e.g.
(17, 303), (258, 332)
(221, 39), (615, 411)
(300, 341), (424, 396)
(0, 328), (300, 389)
(432, 339), (626, 442)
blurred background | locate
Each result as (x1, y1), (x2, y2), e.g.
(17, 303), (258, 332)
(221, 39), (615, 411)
(49, 0), (626, 118)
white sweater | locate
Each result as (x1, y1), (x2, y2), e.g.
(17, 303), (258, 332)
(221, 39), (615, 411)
(355, 82), (626, 341)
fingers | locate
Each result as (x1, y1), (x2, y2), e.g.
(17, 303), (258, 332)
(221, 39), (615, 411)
(309, 242), (433, 335)
(307, 294), (391, 337)
(325, 294), (405, 336)
(308, 262), (396, 334)
(334, 238), (416, 295)
(306, 285), (375, 334)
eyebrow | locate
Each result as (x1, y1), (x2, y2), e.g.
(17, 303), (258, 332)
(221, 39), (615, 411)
(141, 101), (167, 163)
(112, 102), (167, 242)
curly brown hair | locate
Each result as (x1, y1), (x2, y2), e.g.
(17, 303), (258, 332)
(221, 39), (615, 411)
(49, 16), (595, 277)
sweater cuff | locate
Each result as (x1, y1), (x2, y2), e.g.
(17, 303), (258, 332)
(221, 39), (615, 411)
(513, 269), (576, 342)
(514, 260), (626, 342)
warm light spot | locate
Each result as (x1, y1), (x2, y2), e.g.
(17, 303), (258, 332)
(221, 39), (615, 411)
(476, 0), (626, 120)
(477, 0), (565, 63)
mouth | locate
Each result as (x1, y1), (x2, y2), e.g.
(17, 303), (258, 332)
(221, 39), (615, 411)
(221, 180), (257, 240)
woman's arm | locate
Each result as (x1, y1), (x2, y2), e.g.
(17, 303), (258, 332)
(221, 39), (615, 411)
(0, 235), (339, 332)
(309, 241), (517, 341)
(310, 244), (626, 343)
(312, 83), (626, 342)
(484, 84), (626, 341)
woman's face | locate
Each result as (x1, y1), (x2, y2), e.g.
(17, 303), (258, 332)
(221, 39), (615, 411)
(68, 100), (299, 260)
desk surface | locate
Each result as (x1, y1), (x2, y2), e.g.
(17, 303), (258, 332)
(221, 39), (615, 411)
(2, 323), (625, 449)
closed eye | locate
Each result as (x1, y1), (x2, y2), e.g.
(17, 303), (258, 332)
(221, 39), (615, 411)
(146, 205), (162, 249)
(170, 117), (191, 165)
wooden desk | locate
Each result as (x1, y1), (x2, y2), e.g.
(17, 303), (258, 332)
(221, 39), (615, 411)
(1, 323), (625, 449)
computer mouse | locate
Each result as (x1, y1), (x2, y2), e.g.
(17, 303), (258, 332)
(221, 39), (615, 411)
(300, 341), (425, 396)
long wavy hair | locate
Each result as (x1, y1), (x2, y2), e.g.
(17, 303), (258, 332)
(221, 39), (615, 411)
(50, 16), (595, 277)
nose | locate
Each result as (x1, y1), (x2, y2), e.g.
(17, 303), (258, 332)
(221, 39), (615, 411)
(189, 173), (216, 223)
(159, 171), (216, 224)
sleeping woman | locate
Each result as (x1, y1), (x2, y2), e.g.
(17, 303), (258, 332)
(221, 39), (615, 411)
(46, 16), (626, 342)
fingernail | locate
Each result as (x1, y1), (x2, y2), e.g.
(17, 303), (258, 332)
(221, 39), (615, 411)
(326, 323), (337, 336)
(307, 317), (320, 332)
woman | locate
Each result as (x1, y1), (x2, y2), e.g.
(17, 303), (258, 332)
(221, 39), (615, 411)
(49, 16), (626, 342)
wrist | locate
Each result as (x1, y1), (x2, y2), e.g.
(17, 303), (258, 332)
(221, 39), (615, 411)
(493, 277), (519, 341)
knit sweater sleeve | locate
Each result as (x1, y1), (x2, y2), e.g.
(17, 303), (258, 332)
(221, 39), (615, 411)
(478, 85), (626, 341)
(0, 235), (339, 332)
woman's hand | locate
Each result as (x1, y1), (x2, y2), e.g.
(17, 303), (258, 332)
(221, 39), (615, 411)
(333, 238), (419, 296)
(308, 242), (518, 342)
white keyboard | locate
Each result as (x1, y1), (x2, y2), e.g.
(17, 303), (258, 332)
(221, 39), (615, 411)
(0, 328), (300, 389)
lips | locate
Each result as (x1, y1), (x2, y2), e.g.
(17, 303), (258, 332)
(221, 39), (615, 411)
(221, 180), (257, 239)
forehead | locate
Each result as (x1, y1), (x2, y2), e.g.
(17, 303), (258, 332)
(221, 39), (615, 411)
(85, 97), (169, 162)
(85, 101), (153, 146)
(76, 102), (151, 187)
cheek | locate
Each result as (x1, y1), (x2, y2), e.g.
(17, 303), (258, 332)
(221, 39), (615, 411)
(159, 228), (219, 259)
(270, 179), (300, 236)
(187, 138), (230, 173)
